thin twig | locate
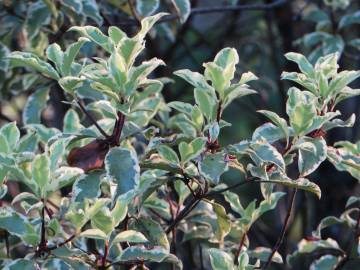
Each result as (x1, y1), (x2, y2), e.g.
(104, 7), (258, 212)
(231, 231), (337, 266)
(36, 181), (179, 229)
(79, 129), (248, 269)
(76, 99), (110, 139)
(263, 189), (298, 269)
(234, 232), (247, 265)
(114, 0), (288, 26)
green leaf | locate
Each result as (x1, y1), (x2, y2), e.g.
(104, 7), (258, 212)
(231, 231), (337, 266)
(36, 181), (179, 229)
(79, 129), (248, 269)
(105, 147), (140, 199)
(258, 110), (289, 145)
(69, 26), (111, 52)
(157, 145), (179, 164)
(58, 76), (84, 94)
(297, 137), (327, 177)
(285, 52), (314, 77)
(3, 259), (37, 270)
(63, 108), (82, 133)
(328, 71), (360, 96)
(9, 52), (60, 80)
(32, 154), (50, 195)
(172, 0), (191, 23)
(62, 37), (89, 76)
(82, 0), (103, 25)
(0, 134), (10, 154)
(204, 62), (227, 96)
(136, 0), (159, 16)
(130, 217), (170, 251)
(248, 247), (283, 264)
(80, 228), (107, 240)
(136, 13), (168, 40)
(194, 88), (216, 121)
(0, 122), (20, 150)
(208, 248), (235, 270)
(224, 191), (245, 216)
(213, 47), (239, 85)
(250, 141), (285, 171)
(212, 202), (231, 241)
(199, 152), (228, 184)
(174, 69), (212, 91)
(168, 101), (193, 116)
(338, 11), (360, 29)
(119, 246), (182, 268)
(0, 208), (39, 245)
(239, 71), (258, 84)
(46, 167), (83, 194)
(91, 208), (114, 235)
(223, 84), (257, 109)
(111, 230), (148, 245)
(46, 43), (63, 72)
(23, 87), (50, 125)
(310, 255), (339, 270)
(269, 177), (321, 198)
(286, 88), (317, 135)
(108, 26), (126, 44)
(178, 137), (206, 164)
(72, 171), (102, 202)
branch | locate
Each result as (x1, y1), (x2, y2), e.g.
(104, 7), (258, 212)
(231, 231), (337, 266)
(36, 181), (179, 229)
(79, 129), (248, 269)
(234, 232), (247, 265)
(114, 0), (288, 26)
(263, 189), (298, 269)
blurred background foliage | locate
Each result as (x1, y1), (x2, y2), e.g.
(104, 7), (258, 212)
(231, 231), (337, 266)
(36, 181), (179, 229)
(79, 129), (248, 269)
(0, 0), (359, 269)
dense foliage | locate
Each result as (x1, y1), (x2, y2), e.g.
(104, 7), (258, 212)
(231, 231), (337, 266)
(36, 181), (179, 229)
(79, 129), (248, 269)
(0, 1), (360, 269)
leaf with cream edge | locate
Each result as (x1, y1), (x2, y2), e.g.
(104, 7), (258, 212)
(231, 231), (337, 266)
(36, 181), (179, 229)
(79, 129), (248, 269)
(105, 147), (140, 200)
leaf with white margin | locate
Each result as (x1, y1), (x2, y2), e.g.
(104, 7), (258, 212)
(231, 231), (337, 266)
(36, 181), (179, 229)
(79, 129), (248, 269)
(32, 154), (51, 196)
(174, 69), (213, 92)
(62, 37), (89, 76)
(130, 217), (170, 251)
(9, 51), (60, 80)
(72, 171), (102, 202)
(0, 122), (20, 150)
(136, 0), (159, 16)
(252, 123), (287, 144)
(111, 230), (148, 246)
(208, 248), (235, 270)
(239, 71), (258, 84)
(285, 52), (314, 77)
(297, 137), (327, 177)
(249, 141), (285, 171)
(118, 246), (182, 268)
(69, 26), (111, 52)
(178, 137), (207, 164)
(2, 259), (37, 270)
(327, 146), (360, 181)
(268, 176), (321, 199)
(105, 147), (140, 200)
(173, 0), (191, 23)
(199, 152), (228, 185)
(258, 110), (289, 145)
(248, 247), (283, 264)
(46, 167), (84, 195)
(23, 88), (49, 125)
(136, 13), (168, 41)
(80, 228), (107, 240)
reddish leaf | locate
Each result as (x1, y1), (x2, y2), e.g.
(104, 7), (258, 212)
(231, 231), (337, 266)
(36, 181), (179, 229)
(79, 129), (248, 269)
(67, 139), (110, 172)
